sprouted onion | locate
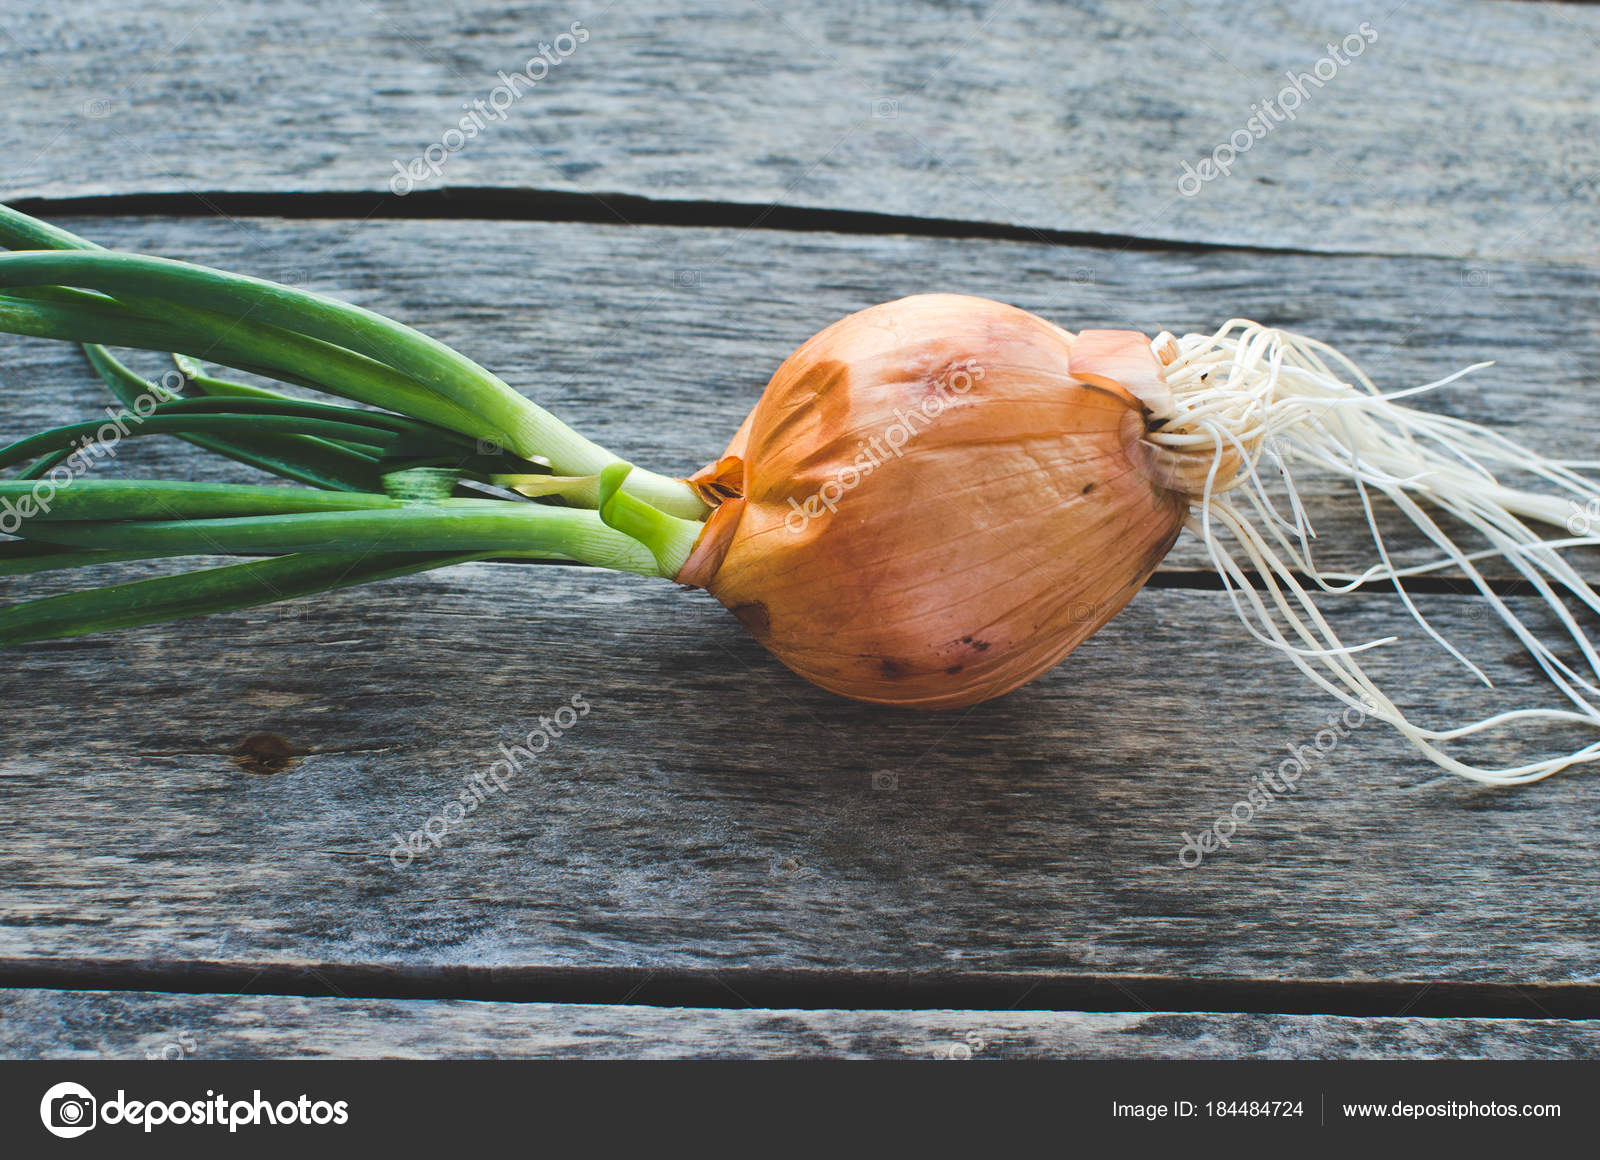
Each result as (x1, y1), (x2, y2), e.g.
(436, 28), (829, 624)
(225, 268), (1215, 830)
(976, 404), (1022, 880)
(0, 204), (1597, 785)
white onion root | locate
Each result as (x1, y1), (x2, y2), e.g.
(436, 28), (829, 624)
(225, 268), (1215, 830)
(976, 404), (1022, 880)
(1147, 321), (1600, 784)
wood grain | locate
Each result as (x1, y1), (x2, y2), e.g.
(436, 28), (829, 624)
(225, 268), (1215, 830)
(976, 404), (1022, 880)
(1, 561), (1598, 983)
(2, 215), (1596, 583)
(3, 220), (1597, 1001)
(3, 1), (1600, 1056)
(1, 1), (1596, 262)
(3, 990), (1596, 1059)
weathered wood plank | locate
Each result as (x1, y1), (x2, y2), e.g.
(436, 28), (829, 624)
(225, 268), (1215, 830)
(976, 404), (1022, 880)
(1, 562), (1598, 982)
(2, 1), (1596, 262)
(3, 218), (1598, 990)
(3, 990), (1597, 1059)
(3, 215), (1596, 581)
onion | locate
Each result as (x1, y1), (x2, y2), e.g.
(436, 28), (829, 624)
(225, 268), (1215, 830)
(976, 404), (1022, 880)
(3, 203), (1599, 785)
(676, 294), (1187, 707)
(676, 295), (1600, 784)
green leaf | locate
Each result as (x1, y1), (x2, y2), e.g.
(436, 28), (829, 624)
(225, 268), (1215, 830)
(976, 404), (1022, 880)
(0, 551), (485, 646)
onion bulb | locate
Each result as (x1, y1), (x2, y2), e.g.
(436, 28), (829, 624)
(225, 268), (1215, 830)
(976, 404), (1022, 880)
(676, 294), (1600, 785)
(676, 294), (1187, 707)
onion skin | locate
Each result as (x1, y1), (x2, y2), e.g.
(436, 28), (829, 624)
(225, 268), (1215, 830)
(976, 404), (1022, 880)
(678, 294), (1188, 708)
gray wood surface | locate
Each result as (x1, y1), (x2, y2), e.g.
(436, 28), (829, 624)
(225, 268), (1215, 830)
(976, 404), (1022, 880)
(2, 217), (1598, 999)
(3, 215), (1596, 581)
(3, 1), (1597, 263)
(3, 3), (1599, 1061)
(2, 563), (1598, 981)
(3, 990), (1596, 1059)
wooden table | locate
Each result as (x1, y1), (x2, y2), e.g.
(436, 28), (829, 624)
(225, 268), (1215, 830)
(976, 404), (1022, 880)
(1, 0), (1597, 1060)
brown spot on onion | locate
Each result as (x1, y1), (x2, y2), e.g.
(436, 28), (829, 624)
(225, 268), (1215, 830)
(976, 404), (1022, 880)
(730, 601), (770, 638)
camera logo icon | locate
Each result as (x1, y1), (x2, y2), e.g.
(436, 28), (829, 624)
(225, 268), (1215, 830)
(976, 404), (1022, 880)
(40, 1081), (97, 1138)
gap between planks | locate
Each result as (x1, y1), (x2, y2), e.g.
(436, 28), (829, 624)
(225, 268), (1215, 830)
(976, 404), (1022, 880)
(9, 190), (1426, 264)
(1, 960), (1597, 1021)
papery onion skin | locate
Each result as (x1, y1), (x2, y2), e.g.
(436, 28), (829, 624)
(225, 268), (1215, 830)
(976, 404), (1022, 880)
(677, 293), (1188, 708)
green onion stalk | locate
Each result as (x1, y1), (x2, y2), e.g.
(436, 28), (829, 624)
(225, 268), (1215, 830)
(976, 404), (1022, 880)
(0, 203), (707, 646)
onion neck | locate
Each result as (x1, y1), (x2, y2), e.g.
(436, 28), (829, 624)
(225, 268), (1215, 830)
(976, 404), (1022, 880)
(1133, 420), (1264, 502)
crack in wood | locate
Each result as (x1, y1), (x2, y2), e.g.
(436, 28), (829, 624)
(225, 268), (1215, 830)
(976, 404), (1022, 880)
(2, 959), (1597, 1020)
(9, 190), (1435, 263)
